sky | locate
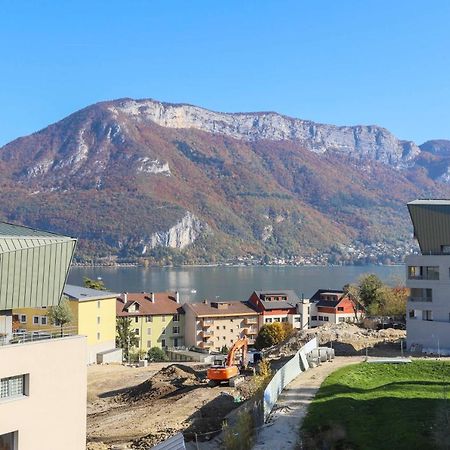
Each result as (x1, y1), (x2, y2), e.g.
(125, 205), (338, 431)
(1, 1), (449, 146)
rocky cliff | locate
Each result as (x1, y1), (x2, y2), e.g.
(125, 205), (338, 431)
(0, 97), (449, 264)
(108, 99), (420, 167)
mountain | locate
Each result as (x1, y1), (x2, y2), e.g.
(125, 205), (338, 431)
(0, 98), (448, 265)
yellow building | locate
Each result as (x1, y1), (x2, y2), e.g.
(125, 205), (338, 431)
(13, 284), (121, 364)
(116, 291), (185, 353)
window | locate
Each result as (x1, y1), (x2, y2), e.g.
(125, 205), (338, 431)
(318, 316), (324, 321)
(223, 336), (226, 340)
(426, 266), (439, 280)
(97, 316), (101, 325)
(161, 339), (166, 347)
(230, 329), (234, 333)
(442, 245), (450, 254)
(146, 316), (152, 322)
(0, 431), (17, 449)
(40, 316), (47, 326)
(161, 328), (166, 335)
(0, 374), (27, 399)
(410, 288), (432, 302)
(294, 317), (301, 322)
(409, 310), (415, 318)
(223, 325), (226, 329)
(281, 317), (288, 323)
(230, 319), (234, 322)
(20, 314), (26, 323)
(422, 310), (433, 321)
(311, 316), (317, 321)
(97, 332), (101, 340)
(339, 317), (345, 323)
(173, 326), (180, 334)
(324, 317), (329, 322)
(337, 307), (344, 312)
(147, 340), (152, 347)
(408, 266), (439, 280)
(265, 318), (272, 323)
(134, 328), (139, 335)
(216, 325), (220, 330)
(97, 300), (101, 309)
(173, 314), (180, 322)
(33, 316), (39, 325)
(147, 328), (151, 335)
(135, 317), (139, 323)
(162, 316), (166, 322)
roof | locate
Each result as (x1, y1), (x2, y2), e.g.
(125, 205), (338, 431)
(252, 290), (300, 310)
(117, 292), (183, 316)
(0, 222), (75, 254)
(0, 221), (76, 310)
(185, 300), (257, 317)
(310, 289), (344, 303)
(407, 200), (450, 254)
(64, 284), (118, 302)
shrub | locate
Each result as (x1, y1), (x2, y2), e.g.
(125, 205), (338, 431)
(147, 346), (167, 362)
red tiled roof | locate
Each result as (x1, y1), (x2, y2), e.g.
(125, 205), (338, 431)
(184, 301), (257, 317)
(116, 292), (184, 316)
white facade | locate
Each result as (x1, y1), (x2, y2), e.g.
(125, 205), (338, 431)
(0, 335), (87, 450)
(405, 254), (450, 354)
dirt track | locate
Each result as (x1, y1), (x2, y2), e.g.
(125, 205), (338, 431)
(86, 363), (239, 449)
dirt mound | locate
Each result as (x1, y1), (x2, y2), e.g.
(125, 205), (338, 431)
(263, 322), (406, 357)
(122, 364), (202, 402)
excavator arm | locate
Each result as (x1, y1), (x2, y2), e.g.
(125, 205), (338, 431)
(225, 337), (248, 367)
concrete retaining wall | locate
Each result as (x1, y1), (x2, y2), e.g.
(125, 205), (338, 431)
(263, 338), (317, 421)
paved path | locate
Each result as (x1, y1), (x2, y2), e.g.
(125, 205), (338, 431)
(252, 356), (364, 450)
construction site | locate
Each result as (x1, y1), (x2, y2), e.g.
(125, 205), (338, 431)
(86, 322), (406, 449)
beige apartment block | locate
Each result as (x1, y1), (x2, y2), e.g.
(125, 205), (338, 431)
(0, 335), (87, 450)
(183, 301), (259, 351)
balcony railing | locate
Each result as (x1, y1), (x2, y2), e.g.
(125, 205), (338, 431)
(245, 317), (258, 324)
(202, 319), (213, 327)
(243, 327), (258, 335)
(0, 327), (78, 346)
(409, 296), (432, 303)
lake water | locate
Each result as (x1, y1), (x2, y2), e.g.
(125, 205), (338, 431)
(67, 265), (405, 303)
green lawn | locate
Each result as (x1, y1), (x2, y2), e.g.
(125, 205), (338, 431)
(301, 361), (450, 450)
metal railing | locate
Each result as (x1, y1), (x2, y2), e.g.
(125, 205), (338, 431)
(0, 326), (78, 346)
(409, 296), (432, 302)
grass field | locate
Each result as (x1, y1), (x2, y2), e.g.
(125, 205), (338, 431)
(301, 360), (450, 450)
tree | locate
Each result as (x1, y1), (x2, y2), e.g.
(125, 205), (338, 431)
(255, 322), (287, 349)
(83, 277), (106, 291)
(116, 317), (139, 361)
(147, 346), (167, 362)
(47, 297), (74, 336)
(356, 274), (385, 315)
(379, 285), (408, 316)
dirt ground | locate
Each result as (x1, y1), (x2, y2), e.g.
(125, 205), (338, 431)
(86, 363), (240, 450)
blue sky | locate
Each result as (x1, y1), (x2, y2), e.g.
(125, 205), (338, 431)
(1, 1), (449, 145)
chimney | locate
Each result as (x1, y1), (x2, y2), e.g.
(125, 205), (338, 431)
(122, 292), (128, 303)
(150, 292), (155, 303)
(175, 291), (180, 303)
(203, 299), (208, 304)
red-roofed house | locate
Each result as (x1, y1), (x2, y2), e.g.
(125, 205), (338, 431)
(309, 289), (363, 326)
(116, 291), (184, 352)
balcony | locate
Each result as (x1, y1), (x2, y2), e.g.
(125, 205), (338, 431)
(200, 330), (214, 338)
(0, 327), (78, 347)
(199, 340), (214, 348)
(243, 327), (258, 336)
(245, 317), (258, 324)
(409, 296), (432, 303)
(201, 319), (214, 327)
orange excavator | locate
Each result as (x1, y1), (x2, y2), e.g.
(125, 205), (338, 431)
(207, 337), (249, 386)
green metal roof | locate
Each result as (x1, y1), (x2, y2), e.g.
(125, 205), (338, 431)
(408, 200), (450, 254)
(0, 222), (77, 310)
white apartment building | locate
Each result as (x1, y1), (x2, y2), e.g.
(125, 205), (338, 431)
(406, 200), (450, 354)
(0, 222), (87, 450)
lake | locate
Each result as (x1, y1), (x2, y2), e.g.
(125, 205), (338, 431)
(67, 265), (405, 303)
